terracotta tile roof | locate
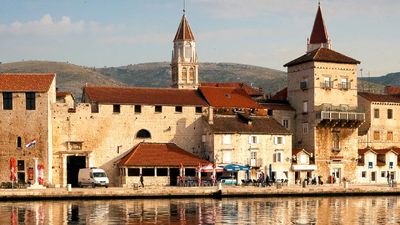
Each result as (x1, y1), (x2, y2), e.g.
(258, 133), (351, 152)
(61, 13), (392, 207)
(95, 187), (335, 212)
(174, 14), (195, 41)
(209, 114), (291, 135)
(56, 91), (74, 99)
(270, 88), (287, 101)
(358, 92), (400, 103)
(358, 147), (400, 155)
(386, 86), (400, 95)
(0, 73), (55, 92)
(118, 143), (209, 167)
(83, 86), (207, 106)
(198, 86), (263, 109)
(309, 5), (329, 44)
(261, 102), (295, 111)
(200, 82), (264, 97)
(284, 48), (360, 67)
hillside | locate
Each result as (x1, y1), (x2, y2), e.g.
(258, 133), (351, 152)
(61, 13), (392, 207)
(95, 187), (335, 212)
(361, 72), (400, 88)
(0, 60), (389, 98)
(98, 62), (287, 94)
(0, 61), (124, 98)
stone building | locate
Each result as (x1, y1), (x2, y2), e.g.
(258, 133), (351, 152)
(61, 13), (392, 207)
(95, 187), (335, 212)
(358, 92), (400, 149)
(0, 73), (56, 184)
(284, 5), (365, 183)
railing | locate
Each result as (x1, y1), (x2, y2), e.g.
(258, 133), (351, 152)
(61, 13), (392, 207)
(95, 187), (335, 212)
(316, 111), (365, 121)
(338, 82), (351, 90)
(320, 81), (334, 89)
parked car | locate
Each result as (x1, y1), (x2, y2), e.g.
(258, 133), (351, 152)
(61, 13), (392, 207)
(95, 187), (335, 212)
(218, 176), (237, 185)
(78, 168), (109, 188)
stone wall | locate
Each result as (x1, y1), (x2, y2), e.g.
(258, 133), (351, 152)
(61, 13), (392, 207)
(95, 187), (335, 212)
(51, 103), (205, 187)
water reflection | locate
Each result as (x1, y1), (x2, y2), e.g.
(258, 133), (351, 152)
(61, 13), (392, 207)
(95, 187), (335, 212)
(0, 197), (400, 224)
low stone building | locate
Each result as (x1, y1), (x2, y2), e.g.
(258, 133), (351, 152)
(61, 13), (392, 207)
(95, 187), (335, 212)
(118, 142), (210, 187)
(356, 147), (400, 184)
(291, 148), (316, 184)
(203, 114), (292, 184)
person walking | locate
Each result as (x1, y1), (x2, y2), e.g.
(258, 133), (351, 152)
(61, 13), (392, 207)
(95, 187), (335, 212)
(140, 174), (144, 188)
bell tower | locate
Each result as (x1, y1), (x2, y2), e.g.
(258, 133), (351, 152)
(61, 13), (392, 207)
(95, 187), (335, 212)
(171, 11), (198, 89)
(307, 3), (332, 52)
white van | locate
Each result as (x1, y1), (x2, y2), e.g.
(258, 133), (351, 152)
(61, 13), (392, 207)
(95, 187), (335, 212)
(78, 168), (109, 188)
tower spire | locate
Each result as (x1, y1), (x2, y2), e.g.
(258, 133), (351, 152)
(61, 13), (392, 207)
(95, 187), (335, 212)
(307, 2), (331, 52)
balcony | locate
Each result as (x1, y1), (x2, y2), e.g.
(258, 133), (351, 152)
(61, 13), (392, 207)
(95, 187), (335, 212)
(315, 104), (365, 128)
(248, 158), (263, 167)
(321, 81), (334, 89)
(338, 82), (351, 90)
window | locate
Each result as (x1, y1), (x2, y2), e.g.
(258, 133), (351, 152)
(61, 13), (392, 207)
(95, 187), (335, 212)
(388, 109), (393, 119)
(368, 162), (373, 169)
(248, 135), (258, 144)
(374, 109), (379, 118)
(26, 92), (36, 110)
(381, 171), (386, 178)
(134, 105), (141, 113)
(175, 106), (183, 113)
(303, 123), (308, 134)
(250, 151), (257, 166)
(3, 92), (12, 110)
(155, 105), (162, 113)
(156, 168), (168, 176)
(222, 135), (231, 145)
(322, 77), (332, 89)
(17, 137), (22, 148)
(303, 101), (308, 113)
(127, 168), (140, 176)
(389, 162), (394, 169)
(189, 68), (195, 82)
(113, 104), (120, 113)
(333, 131), (340, 151)
(387, 131), (393, 141)
(300, 79), (308, 90)
(182, 68), (187, 83)
(282, 119), (289, 129)
(184, 46), (192, 59)
(274, 136), (285, 145)
(17, 160), (25, 171)
(195, 106), (202, 114)
(373, 131), (380, 140)
(273, 151), (283, 163)
(142, 168), (155, 176)
(136, 129), (151, 139)
(223, 150), (232, 164)
(361, 171), (366, 178)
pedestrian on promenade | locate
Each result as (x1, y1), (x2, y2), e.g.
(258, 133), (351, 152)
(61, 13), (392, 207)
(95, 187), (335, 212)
(387, 171), (391, 186)
(140, 174), (144, 188)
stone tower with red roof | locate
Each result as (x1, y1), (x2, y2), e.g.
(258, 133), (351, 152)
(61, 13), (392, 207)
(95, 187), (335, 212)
(171, 12), (199, 89)
(284, 4), (365, 183)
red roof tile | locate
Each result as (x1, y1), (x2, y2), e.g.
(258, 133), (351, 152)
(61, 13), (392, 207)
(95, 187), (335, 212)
(198, 86), (263, 109)
(209, 114), (291, 135)
(56, 91), (74, 98)
(358, 92), (400, 103)
(292, 148), (311, 156)
(386, 86), (400, 95)
(83, 86), (207, 106)
(270, 88), (287, 101)
(0, 73), (55, 92)
(284, 48), (360, 67)
(309, 5), (329, 44)
(118, 143), (209, 167)
(174, 14), (195, 42)
(200, 82), (263, 97)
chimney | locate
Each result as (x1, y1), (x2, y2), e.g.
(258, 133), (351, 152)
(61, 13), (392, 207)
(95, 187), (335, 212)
(208, 106), (214, 124)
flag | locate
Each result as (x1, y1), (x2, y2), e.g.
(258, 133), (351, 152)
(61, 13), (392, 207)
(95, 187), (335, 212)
(25, 139), (37, 148)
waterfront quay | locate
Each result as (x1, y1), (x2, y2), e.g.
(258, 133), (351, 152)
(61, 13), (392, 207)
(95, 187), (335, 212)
(1, 184), (399, 201)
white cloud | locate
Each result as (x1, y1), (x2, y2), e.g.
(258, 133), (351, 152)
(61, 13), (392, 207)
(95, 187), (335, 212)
(0, 14), (85, 36)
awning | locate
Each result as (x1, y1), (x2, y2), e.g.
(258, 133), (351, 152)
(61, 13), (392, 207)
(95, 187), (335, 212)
(199, 164), (224, 173)
(224, 164), (250, 172)
(275, 171), (288, 180)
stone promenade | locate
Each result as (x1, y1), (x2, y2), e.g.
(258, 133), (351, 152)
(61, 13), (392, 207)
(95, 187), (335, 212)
(0, 184), (399, 201)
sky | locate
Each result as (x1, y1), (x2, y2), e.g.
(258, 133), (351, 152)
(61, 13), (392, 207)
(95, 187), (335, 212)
(0, 0), (399, 76)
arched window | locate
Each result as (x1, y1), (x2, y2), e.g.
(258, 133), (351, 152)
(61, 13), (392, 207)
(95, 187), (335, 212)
(136, 129), (151, 139)
(189, 68), (195, 82)
(182, 68), (187, 83)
